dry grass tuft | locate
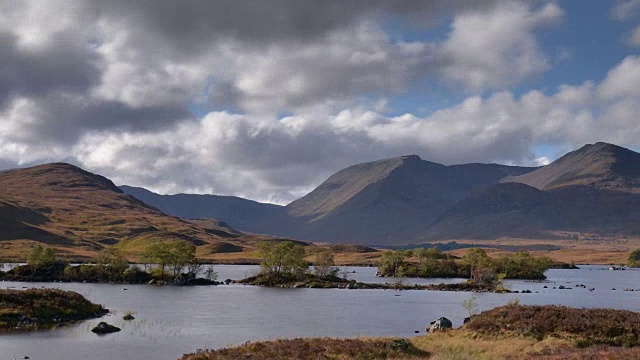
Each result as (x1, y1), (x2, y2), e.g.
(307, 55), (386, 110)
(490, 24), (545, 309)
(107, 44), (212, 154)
(179, 337), (429, 360)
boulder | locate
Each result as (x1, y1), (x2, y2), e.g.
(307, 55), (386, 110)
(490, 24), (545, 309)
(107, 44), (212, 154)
(91, 322), (121, 334)
(427, 317), (453, 332)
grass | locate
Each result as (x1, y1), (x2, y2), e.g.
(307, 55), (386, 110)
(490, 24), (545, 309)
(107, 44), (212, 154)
(179, 338), (429, 360)
(180, 305), (640, 359)
(0, 288), (108, 331)
(465, 305), (640, 347)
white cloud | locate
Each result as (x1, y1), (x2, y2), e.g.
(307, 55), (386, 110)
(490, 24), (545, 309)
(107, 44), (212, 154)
(611, 0), (640, 21)
(630, 25), (640, 47)
(12, 1), (640, 205)
(440, 2), (563, 90)
(599, 56), (640, 99)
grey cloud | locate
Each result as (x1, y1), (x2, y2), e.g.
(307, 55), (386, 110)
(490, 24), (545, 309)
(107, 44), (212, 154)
(0, 31), (102, 107)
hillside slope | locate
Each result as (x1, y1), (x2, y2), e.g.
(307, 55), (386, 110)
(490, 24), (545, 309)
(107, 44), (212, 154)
(0, 163), (246, 255)
(504, 142), (640, 191)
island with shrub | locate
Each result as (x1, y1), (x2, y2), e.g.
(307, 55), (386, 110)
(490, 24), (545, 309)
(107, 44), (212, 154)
(0, 288), (108, 331)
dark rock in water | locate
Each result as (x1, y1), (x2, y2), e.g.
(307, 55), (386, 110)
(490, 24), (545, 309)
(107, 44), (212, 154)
(91, 322), (121, 334)
(414, 330), (420, 333)
(122, 314), (135, 320)
(427, 317), (453, 332)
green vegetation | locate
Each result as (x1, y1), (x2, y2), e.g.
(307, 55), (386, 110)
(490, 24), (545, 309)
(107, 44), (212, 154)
(142, 240), (201, 282)
(628, 249), (640, 267)
(377, 248), (553, 284)
(0, 243), (216, 285)
(26, 243), (56, 269)
(466, 305), (640, 348)
(241, 241), (344, 287)
(0, 288), (108, 331)
(179, 338), (429, 360)
(257, 241), (308, 281)
(312, 250), (339, 278)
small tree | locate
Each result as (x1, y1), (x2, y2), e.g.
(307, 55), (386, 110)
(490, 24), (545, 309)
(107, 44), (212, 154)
(143, 242), (172, 280)
(313, 250), (338, 278)
(96, 248), (129, 272)
(463, 248), (496, 285)
(628, 249), (640, 268)
(204, 266), (218, 281)
(462, 295), (478, 316)
(27, 243), (57, 269)
(258, 241), (308, 280)
(378, 251), (407, 277)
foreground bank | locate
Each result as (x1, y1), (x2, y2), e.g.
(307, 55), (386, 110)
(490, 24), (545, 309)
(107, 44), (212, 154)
(180, 304), (640, 360)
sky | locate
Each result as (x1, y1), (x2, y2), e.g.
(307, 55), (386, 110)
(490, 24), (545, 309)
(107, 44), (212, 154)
(2, 0), (640, 204)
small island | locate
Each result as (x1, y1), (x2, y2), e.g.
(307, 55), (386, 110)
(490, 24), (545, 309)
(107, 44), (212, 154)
(236, 241), (556, 292)
(0, 242), (219, 286)
(0, 288), (108, 331)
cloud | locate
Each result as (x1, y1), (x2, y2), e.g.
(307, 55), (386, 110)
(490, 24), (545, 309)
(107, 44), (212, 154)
(630, 25), (640, 46)
(440, 2), (563, 90)
(611, 0), (640, 21)
(36, 56), (639, 204)
(9, 0), (632, 205)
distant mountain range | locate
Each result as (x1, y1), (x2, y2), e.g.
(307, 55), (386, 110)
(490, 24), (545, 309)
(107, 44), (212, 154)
(4, 142), (639, 250)
(122, 142), (640, 245)
(122, 156), (536, 244)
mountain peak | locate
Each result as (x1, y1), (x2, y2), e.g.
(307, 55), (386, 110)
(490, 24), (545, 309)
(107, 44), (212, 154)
(506, 142), (640, 192)
(3, 162), (123, 194)
(401, 154), (422, 161)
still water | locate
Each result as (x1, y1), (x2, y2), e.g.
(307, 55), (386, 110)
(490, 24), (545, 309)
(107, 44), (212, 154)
(1, 265), (639, 360)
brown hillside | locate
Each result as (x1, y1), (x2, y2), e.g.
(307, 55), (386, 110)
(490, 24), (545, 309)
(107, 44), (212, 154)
(0, 163), (248, 256)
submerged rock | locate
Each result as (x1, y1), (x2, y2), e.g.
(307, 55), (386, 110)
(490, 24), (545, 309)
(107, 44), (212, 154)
(91, 322), (121, 334)
(122, 314), (135, 320)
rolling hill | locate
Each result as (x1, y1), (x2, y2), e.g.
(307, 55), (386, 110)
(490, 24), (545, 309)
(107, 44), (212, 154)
(0, 163), (253, 258)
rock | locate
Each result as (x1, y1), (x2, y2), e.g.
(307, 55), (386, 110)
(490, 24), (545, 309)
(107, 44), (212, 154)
(463, 315), (476, 324)
(122, 314), (135, 320)
(390, 339), (411, 351)
(427, 317), (453, 332)
(91, 322), (121, 334)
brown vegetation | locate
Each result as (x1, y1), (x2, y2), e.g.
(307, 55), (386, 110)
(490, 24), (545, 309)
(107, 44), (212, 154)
(466, 305), (640, 347)
(0, 288), (107, 331)
(179, 338), (429, 360)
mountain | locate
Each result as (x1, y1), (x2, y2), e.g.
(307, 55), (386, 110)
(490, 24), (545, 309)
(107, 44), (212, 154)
(123, 156), (536, 244)
(283, 155), (536, 243)
(0, 163), (249, 256)
(426, 142), (640, 240)
(504, 142), (640, 192)
(119, 185), (289, 235)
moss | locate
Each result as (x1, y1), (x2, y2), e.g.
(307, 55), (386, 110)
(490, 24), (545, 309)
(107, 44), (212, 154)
(0, 288), (108, 331)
